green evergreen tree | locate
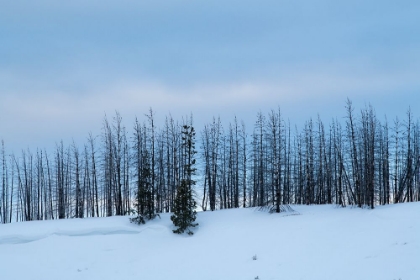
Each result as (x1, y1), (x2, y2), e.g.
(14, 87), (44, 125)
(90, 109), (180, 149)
(171, 124), (198, 235)
(131, 150), (156, 224)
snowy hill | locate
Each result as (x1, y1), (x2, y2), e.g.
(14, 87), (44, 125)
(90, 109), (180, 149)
(1, 203), (419, 280)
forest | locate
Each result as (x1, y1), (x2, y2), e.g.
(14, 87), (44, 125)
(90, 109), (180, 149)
(1, 99), (419, 224)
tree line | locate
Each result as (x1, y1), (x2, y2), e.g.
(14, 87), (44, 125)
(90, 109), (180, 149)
(1, 99), (420, 224)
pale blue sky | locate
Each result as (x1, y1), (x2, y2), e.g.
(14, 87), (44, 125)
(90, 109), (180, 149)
(1, 0), (420, 152)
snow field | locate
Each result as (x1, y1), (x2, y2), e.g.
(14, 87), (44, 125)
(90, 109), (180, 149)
(0, 203), (419, 280)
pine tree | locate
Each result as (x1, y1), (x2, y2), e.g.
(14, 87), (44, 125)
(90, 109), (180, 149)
(171, 124), (198, 235)
(131, 150), (156, 224)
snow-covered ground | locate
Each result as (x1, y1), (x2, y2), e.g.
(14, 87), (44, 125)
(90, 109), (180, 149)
(1, 203), (419, 280)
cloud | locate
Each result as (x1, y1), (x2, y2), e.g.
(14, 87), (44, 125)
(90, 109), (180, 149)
(1, 58), (419, 154)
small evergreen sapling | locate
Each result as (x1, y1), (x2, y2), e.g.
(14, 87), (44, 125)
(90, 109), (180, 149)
(130, 150), (157, 224)
(171, 179), (198, 235)
(171, 124), (198, 235)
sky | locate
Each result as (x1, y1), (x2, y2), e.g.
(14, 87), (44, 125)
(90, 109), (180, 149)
(1, 0), (420, 153)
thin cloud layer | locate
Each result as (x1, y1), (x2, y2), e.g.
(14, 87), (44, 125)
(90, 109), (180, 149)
(1, 62), (419, 152)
